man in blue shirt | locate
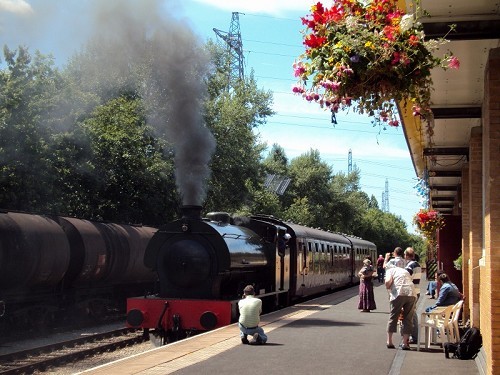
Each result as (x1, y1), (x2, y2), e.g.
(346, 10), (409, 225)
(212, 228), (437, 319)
(425, 273), (462, 312)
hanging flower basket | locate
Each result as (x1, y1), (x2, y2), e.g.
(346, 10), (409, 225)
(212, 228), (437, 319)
(453, 254), (462, 271)
(413, 208), (445, 244)
(293, 0), (459, 128)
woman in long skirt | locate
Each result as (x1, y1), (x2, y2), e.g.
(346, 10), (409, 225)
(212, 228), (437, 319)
(358, 258), (377, 312)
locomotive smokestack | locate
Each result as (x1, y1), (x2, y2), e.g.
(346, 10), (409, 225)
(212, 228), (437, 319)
(181, 205), (203, 220)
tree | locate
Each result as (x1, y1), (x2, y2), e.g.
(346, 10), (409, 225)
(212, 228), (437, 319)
(283, 197), (315, 226)
(202, 41), (274, 213)
(262, 144), (289, 176)
(325, 169), (369, 232)
(368, 194), (379, 209)
(284, 149), (332, 227)
(78, 96), (177, 224)
(0, 46), (64, 212)
(358, 208), (411, 251)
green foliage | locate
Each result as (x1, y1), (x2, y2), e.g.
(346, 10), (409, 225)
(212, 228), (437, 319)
(0, 46), (64, 212)
(262, 144), (288, 176)
(203, 41), (274, 213)
(236, 179), (282, 217)
(283, 197), (315, 226)
(78, 96), (177, 223)
(357, 208), (412, 251)
(0, 40), (416, 249)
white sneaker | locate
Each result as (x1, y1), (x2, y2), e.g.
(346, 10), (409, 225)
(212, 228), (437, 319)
(249, 333), (260, 345)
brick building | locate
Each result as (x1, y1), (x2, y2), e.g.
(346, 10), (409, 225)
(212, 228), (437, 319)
(397, 1), (500, 374)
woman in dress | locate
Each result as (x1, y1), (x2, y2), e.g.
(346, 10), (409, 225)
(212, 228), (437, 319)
(358, 258), (377, 312)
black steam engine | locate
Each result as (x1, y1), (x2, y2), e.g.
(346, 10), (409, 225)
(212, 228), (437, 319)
(126, 206), (377, 343)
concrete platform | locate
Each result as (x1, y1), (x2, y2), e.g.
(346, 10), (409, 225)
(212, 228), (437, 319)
(79, 279), (479, 375)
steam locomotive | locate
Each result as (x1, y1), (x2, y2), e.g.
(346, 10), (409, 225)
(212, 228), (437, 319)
(126, 205), (377, 343)
(0, 210), (157, 337)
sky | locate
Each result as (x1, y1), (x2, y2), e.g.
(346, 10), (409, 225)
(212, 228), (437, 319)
(0, 0), (425, 233)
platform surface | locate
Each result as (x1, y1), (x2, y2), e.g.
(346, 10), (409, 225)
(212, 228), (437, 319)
(80, 279), (479, 375)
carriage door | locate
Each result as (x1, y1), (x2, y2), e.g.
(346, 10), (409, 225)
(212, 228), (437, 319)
(278, 241), (290, 292)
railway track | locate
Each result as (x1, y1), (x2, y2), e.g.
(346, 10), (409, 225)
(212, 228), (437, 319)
(0, 328), (147, 374)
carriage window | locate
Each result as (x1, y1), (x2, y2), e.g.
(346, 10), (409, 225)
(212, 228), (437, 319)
(315, 243), (319, 252)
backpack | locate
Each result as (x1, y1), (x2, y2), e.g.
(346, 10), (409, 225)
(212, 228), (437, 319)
(453, 327), (483, 360)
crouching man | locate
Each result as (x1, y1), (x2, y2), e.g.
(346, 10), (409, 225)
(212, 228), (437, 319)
(238, 285), (267, 345)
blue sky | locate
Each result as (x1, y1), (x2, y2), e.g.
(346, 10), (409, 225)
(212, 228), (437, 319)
(0, 0), (424, 233)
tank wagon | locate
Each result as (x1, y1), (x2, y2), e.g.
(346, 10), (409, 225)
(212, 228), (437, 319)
(0, 210), (157, 337)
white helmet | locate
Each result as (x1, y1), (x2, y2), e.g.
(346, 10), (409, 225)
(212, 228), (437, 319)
(284, 233), (291, 240)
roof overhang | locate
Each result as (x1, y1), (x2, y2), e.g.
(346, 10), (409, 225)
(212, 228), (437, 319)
(398, 0), (500, 214)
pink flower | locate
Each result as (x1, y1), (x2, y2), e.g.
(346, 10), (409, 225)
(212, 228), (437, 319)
(293, 61), (307, 77)
(412, 104), (421, 117)
(448, 56), (460, 69)
(292, 85), (305, 94)
(391, 52), (400, 65)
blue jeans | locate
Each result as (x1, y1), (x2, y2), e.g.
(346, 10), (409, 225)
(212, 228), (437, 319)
(427, 281), (437, 297)
(239, 323), (267, 343)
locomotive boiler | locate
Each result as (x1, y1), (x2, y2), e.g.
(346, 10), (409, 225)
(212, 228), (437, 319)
(126, 206), (377, 343)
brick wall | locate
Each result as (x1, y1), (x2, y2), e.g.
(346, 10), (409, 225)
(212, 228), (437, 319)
(461, 164), (470, 321)
(468, 126), (483, 328)
(481, 47), (500, 375)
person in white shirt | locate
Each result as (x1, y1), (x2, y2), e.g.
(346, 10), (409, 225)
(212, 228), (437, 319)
(385, 266), (416, 350)
(238, 285), (267, 345)
(384, 247), (405, 269)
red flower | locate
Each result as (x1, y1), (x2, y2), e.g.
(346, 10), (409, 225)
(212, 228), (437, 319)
(304, 34), (327, 48)
(408, 35), (420, 46)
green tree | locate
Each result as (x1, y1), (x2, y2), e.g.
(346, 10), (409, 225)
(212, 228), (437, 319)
(262, 144), (289, 176)
(0, 46), (64, 212)
(285, 149), (332, 227)
(368, 194), (379, 209)
(79, 96), (176, 224)
(326, 169), (368, 232)
(235, 179), (282, 217)
(283, 197), (315, 226)
(358, 208), (411, 250)
(203, 41), (274, 213)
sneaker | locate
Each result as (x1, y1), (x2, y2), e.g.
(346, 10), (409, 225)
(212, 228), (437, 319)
(241, 337), (249, 344)
(425, 291), (430, 295)
(249, 333), (261, 345)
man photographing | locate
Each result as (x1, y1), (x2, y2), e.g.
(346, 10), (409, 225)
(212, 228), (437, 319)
(238, 285), (268, 345)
